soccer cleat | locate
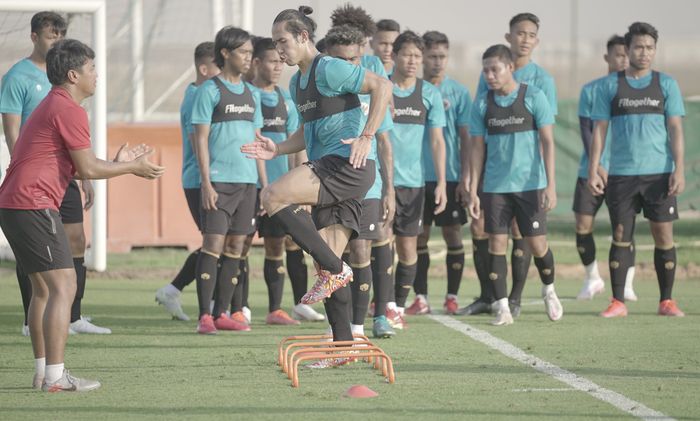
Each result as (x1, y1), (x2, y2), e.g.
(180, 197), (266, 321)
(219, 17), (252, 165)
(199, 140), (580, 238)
(443, 296), (459, 315)
(406, 295), (431, 315)
(22, 324), (29, 337)
(231, 311), (249, 325)
(70, 317), (112, 334)
(542, 286), (563, 321)
(456, 298), (492, 315)
(214, 313), (251, 331)
(241, 306), (252, 324)
(301, 262), (354, 305)
(600, 299), (627, 318)
(32, 373), (44, 389)
(305, 357), (353, 369)
(292, 303), (326, 321)
(491, 301), (514, 326)
(196, 314), (217, 334)
(387, 309), (406, 330)
(266, 309), (301, 325)
(41, 370), (100, 392)
(155, 285), (190, 321)
(372, 315), (396, 338)
(658, 299), (685, 317)
(577, 278), (605, 300)
(509, 299), (521, 318)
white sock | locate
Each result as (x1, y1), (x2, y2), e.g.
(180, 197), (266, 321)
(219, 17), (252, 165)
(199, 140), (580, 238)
(34, 358), (46, 377)
(386, 301), (397, 311)
(446, 293), (458, 300)
(625, 267), (636, 289)
(496, 297), (510, 313)
(416, 294), (427, 303)
(45, 363), (64, 384)
(351, 324), (364, 335)
(397, 307), (405, 316)
(542, 284), (555, 296)
(164, 284), (180, 295)
(584, 261), (600, 280)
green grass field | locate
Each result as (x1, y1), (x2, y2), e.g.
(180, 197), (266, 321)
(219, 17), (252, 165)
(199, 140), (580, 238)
(0, 220), (698, 420)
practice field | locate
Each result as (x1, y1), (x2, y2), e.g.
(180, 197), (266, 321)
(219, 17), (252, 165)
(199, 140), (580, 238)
(0, 221), (698, 420)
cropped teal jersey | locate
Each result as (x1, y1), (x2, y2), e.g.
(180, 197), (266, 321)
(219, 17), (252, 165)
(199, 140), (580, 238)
(180, 83), (200, 188)
(477, 61), (557, 115)
(577, 76), (611, 179)
(0, 58), (52, 125)
(257, 86), (299, 185)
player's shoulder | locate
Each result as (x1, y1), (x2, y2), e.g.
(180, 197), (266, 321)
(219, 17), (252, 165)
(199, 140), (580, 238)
(442, 76), (469, 95)
(529, 62), (554, 80)
(4, 59), (34, 78)
(421, 78), (440, 96)
(655, 71), (679, 89)
(582, 74), (609, 92)
(523, 82), (545, 98)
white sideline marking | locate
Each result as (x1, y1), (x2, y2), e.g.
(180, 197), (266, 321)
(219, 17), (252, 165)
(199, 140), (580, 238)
(429, 315), (676, 421)
(512, 388), (576, 392)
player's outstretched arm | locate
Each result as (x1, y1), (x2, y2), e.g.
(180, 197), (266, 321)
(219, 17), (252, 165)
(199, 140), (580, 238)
(70, 145), (164, 180)
(241, 127), (305, 160)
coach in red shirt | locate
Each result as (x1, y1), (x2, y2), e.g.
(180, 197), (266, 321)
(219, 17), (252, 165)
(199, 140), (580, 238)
(0, 39), (164, 392)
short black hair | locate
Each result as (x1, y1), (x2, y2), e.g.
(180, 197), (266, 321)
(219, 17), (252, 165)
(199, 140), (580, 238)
(273, 6), (317, 42)
(606, 35), (625, 51)
(482, 44), (513, 64)
(325, 24), (365, 49)
(46, 38), (95, 86)
(393, 30), (424, 54)
(315, 37), (327, 53)
(31, 11), (67, 36)
(194, 41), (215, 65)
(214, 26), (251, 68)
(376, 19), (400, 33)
(624, 22), (658, 47)
(423, 31), (449, 49)
(330, 4), (376, 37)
(253, 37), (276, 60)
(509, 12), (540, 30)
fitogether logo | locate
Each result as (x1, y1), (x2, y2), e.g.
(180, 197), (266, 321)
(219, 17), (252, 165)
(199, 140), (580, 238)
(297, 100), (317, 113)
(263, 116), (286, 127)
(488, 116), (525, 128)
(224, 104), (254, 114)
(394, 107), (422, 117)
(617, 97), (661, 108)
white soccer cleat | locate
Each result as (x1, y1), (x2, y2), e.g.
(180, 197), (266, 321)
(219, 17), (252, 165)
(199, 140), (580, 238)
(70, 317), (112, 334)
(292, 303), (326, 321)
(241, 306), (252, 324)
(41, 370), (100, 392)
(491, 298), (514, 326)
(577, 277), (605, 300)
(155, 285), (190, 321)
(543, 285), (563, 321)
(21, 324), (29, 337)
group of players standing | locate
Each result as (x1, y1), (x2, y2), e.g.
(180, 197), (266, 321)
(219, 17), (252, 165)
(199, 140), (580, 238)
(0, 3), (686, 391)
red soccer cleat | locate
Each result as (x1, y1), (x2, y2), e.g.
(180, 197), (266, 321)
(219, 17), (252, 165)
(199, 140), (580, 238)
(266, 309), (301, 325)
(196, 314), (217, 335)
(600, 299), (628, 318)
(214, 313), (251, 331)
(231, 311), (249, 325)
(443, 296), (459, 315)
(406, 296), (431, 315)
(658, 299), (685, 317)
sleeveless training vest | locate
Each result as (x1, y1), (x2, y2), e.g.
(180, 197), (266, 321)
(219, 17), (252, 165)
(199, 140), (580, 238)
(261, 86), (288, 134)
(610, 71), (664, 117)
(211, 76), (255, 123)
(295, 54), (361, 123)
(392, 78), (427, 125)
(485, 83), (537, 135)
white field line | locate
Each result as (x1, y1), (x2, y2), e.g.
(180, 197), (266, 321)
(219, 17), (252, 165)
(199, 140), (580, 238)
(511, 388), (576, 392)
(429, 315), (676, 421)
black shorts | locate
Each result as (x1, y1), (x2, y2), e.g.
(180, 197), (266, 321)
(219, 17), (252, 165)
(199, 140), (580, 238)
(572, 177), (605, 216)
(393, 186), (425, 237)
(424, 181), (468, 227)
(606, 174), (678, 242)
(0, 209), (74, 274)
(200, 183), (257, 236)
(59, 180), (83, 224)
(357, 198), (382, 241)
(305, 155), (375, 239)
(482, 189), (547, 236)
(184, 187), (202, 231)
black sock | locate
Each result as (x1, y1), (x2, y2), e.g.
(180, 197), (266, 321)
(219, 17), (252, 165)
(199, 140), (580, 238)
(609, 243), (633, 302)
(272, 206), (342, 273)
(394, 261), (417, 308)
(264, 258), (285, 312)
(70, 257), (86, 323)
(509, 238), (531, 303)
(414, 247), (430, 295)
(654, 247), (676, 301)
(489, 253), (508, 300)
(324, 284), (352, 341)
(351, 264), (372, 325)
(195, 252), (219, 317)
(533, 248), (555, 285)
(16, 266), (32, 325)
(342, 251), (350, 264)
(213, 255), (240, 317)
(371, 242), (392, 317)
(171, 249), (199, 291)
(576, 233), (596, 266)
(286, 248), (307, 304)
(240, 257), (250, 308)
(472, 239), (492, 302)
(446, 246), (465, 296)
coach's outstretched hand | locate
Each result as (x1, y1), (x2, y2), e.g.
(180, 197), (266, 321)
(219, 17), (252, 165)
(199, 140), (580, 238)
(341, 135), (372, 169)
(114, 142), (151, 163)
(132, 149), (165, 179)
(241, 133), (277, 160)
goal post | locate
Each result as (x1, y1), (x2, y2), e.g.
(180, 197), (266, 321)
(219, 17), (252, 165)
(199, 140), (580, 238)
(0, 0), (108, 271)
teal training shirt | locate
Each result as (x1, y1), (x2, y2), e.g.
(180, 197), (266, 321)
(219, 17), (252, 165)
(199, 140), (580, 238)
(477, 61), (557, 116)
(258, 85), (299, 185)
(180, 83), (200, 188)
(0, 58), (51, 125)
(390, 79), (446, 188)
(591, 71), (685, 176)
(191, 77), (263, 184)
(577, 76), (611, 179)
(423, 76), (472, 183)
(469, 83), (554, 193)
(289, 55), (365, 161)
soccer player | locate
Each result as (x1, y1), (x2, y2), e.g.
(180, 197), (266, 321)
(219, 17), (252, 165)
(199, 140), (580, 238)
(371, 19), (401, 75)
(0, 38), (164, 391)
(0, 11), (110, 335)
(325, 24), (396, 339)
(588, 22), (686, 318)
(387, 30), (447, 329)
(242, 6), (392, 348)
(575, 35), (638, 301)
(191, 26), (262, 334)
(463, 12), (558, 317)
(468, 44), (562, 326)
(155, 42), (219, 321)
(407, 30), (471, 316)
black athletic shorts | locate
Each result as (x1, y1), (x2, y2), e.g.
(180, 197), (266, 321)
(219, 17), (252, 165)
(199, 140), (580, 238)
(59, 180), (83, 224)
(482, 189), (547, 236)
(606, 174), (678, 242)
(200, 183), (257, 235)
(357, 198), (382, 241)
(572, 177), (605, 216)
(393, 186), (425, 237)
(424, 181), (468, 227)
(184, 187), (202, 231)
(305, 155), (375, 239)
(0, 208), (74, 274)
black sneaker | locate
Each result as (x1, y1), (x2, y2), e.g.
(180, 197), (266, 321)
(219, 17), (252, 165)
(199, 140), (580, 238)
(456, 298), (492, 315)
